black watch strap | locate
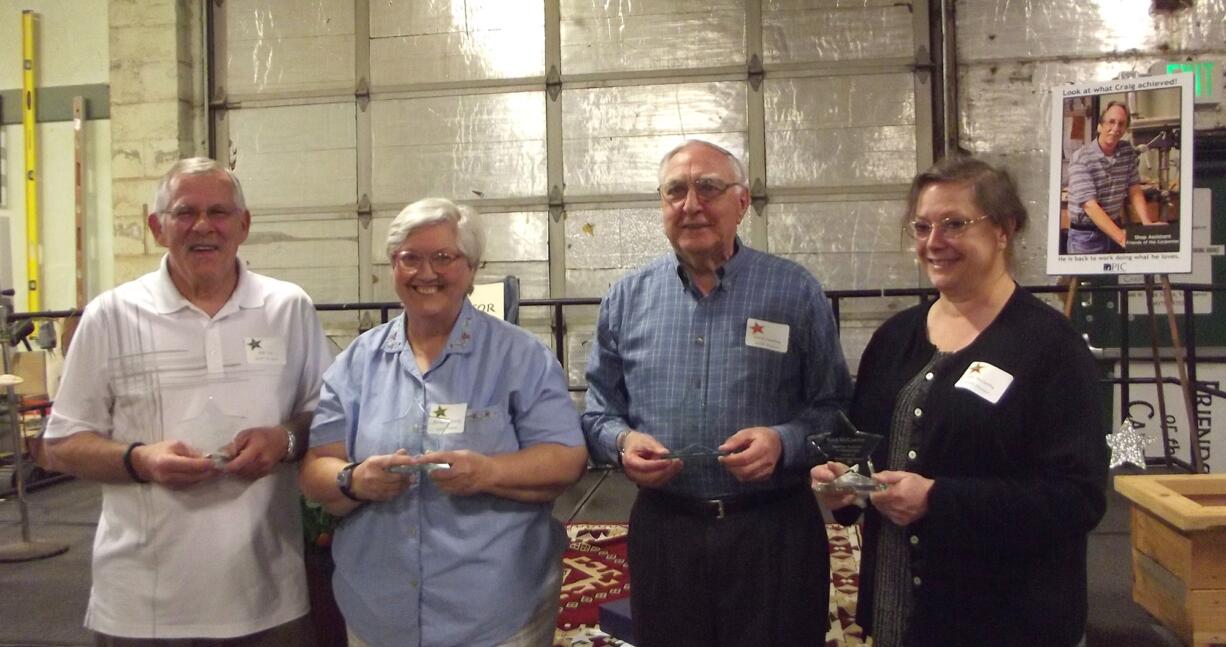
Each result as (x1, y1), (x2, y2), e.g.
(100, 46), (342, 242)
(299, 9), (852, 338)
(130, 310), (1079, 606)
(337, 462), (366, 502)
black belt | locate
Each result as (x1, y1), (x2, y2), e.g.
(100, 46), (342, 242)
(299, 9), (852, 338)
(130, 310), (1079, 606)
(641, 483), (807, 520)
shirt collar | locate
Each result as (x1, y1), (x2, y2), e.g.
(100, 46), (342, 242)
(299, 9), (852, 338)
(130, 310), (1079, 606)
(148, 253), (264, 316)
(672, 237), (748, 294)
(1093, 138), (1129, 160)
(381, 299), (480, 356)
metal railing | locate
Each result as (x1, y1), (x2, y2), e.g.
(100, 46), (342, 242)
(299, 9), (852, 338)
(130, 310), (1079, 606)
(10, 282), (1224, 473)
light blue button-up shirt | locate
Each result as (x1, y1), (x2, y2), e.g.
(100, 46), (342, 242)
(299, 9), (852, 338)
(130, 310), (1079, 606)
(582, 242), (853, 499)
(310, 300), (583, 647)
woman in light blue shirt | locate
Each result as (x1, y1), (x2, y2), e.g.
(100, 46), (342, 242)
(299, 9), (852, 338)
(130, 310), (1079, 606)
(300, 197), (588, 647)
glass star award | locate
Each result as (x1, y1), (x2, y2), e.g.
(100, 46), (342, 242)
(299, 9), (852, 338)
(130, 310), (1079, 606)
(808, 411), (887, 495)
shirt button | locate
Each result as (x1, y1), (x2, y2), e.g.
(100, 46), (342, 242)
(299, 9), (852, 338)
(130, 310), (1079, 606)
(910, 535), (919, 546)
(925, 372), (934, 381)
(696, 336), (705, 345)
(907, 450), (918, 460)
(913, 408), (923, 418)
(913, 576), (922, 587)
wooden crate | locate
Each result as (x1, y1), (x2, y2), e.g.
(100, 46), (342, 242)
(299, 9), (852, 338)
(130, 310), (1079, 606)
(1115, 475), (1226, 646)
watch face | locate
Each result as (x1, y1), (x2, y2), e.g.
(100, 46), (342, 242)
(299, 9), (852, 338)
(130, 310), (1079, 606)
(337, 464), (354, 488)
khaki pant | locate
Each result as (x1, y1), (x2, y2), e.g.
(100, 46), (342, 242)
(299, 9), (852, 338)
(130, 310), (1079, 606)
(95, 615), (314, 647)
(347, 561), (562, 647)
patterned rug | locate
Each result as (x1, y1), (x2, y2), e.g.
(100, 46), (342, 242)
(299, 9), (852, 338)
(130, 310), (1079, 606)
(553, 523), (865, 647)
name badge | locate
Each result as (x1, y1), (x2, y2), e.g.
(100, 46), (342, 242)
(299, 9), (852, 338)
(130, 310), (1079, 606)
(745, 318), (789, 353)
(954, 361), (1014, 404)
(244, 336), (286, 365)
(426, 403), (468, 435)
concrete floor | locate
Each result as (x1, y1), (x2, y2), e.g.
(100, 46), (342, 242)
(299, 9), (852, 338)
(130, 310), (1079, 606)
(0, 467), (1183, 647)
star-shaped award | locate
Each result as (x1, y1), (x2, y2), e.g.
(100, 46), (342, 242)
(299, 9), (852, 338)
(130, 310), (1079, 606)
(806, 410), (883, 467)
(432, 406), (448, 418)
(1107, 418), (1151, 469)
(247, 338), (263, 350)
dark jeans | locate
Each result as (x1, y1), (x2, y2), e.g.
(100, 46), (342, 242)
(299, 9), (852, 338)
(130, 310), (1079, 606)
(627, 485), (829, 647)
(95, 614), (314, 647)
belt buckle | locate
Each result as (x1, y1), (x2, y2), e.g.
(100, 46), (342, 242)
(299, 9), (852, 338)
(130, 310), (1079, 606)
(714, 499), (726, 520)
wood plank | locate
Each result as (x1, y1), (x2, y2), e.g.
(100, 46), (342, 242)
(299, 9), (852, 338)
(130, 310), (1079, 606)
(1116, 475), (1226, 530)
(1190, 528), (1226, 590)
(1157, 475), (1226, 497)
(1189, 588), (1226, 632)
(1133, 548), (1192, 644)
(1191, 629), (1226, 647)
(1132, 507), (1191, 583)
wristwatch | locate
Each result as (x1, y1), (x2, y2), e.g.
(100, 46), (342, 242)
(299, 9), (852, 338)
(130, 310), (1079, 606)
(336, 462), (366, 502)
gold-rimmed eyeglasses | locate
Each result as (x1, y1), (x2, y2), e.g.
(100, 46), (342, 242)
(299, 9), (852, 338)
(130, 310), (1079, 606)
(906, 216), (991, 240)
(392, 249), (465, 273)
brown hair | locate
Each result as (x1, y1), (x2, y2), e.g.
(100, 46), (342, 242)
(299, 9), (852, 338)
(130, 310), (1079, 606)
(1099, 100), (1131, 128)
(905, 156), (1028, 246)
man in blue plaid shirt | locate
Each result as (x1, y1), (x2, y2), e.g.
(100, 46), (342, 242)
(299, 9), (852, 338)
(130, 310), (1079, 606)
(582, 140), (852, 647)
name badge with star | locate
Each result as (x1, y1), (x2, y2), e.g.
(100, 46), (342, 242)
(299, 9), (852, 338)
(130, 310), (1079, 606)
(745, 318), (789, 353)
(426, 403), (468, 435)
(244, 336), (286, 365)
(954, 361), (1014, 404)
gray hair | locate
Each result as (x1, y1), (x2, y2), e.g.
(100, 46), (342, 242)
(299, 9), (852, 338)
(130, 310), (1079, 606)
(153, 157), (247, 216)
(385, 197), (484, 268)
(657, 139), (749, 186)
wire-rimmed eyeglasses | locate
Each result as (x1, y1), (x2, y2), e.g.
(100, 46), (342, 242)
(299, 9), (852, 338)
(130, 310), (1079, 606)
(906, 216), (991, 240)
(658, 177), (741, 205)
(392, 250), (465, 273)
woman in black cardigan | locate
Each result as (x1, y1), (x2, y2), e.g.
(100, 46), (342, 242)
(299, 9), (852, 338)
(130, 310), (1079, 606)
(813, 157), (1109, 647)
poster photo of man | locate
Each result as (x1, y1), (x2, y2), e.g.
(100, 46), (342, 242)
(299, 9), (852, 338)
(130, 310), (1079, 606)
(1047, 72), (1194, 276)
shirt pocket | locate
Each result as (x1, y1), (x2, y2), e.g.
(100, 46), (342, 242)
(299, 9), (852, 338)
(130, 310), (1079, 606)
(423, 406), (514, 455)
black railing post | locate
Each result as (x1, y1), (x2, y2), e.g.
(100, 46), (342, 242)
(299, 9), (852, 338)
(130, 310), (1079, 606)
(1119, 283), (1130, 424)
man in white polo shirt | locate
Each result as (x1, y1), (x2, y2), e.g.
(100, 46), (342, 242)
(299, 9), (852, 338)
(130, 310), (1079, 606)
(45, 158), (332, 646)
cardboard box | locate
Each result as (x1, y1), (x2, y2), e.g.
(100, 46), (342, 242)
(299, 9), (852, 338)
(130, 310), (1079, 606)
(1116, 475), (1226, 646)
(10, 351), (49, 397)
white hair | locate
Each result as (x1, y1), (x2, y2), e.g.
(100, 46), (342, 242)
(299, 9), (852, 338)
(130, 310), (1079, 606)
(657, 139), (749, 186)
(385, 197), (484, 268)
(152, 157), (247, 216)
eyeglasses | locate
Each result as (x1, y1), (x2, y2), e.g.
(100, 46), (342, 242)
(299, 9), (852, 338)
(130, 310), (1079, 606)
(906, 216), (991, 240)
(1100, 118), (1128, 129)
(392, 249), (465, 273)
(658, 177), (740, 205)
(165, 206), (241, 225)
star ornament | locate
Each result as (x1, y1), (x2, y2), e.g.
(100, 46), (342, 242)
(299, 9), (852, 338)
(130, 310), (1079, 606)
(247, 338), (263, 350)
(1107, 418), (1152, 469)
(432, 406), (448, 418)
(970, 363), (983, 374)
(751, 323), (764, 334)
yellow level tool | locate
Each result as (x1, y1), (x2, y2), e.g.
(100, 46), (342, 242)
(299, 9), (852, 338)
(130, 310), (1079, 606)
(22, 10), (41, 313)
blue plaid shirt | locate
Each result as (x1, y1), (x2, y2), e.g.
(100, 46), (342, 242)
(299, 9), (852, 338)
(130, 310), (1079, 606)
(582, 242), (852, 498)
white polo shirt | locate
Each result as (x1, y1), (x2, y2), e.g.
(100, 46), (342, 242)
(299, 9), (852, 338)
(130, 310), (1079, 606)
(45, 255), (333, 639)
